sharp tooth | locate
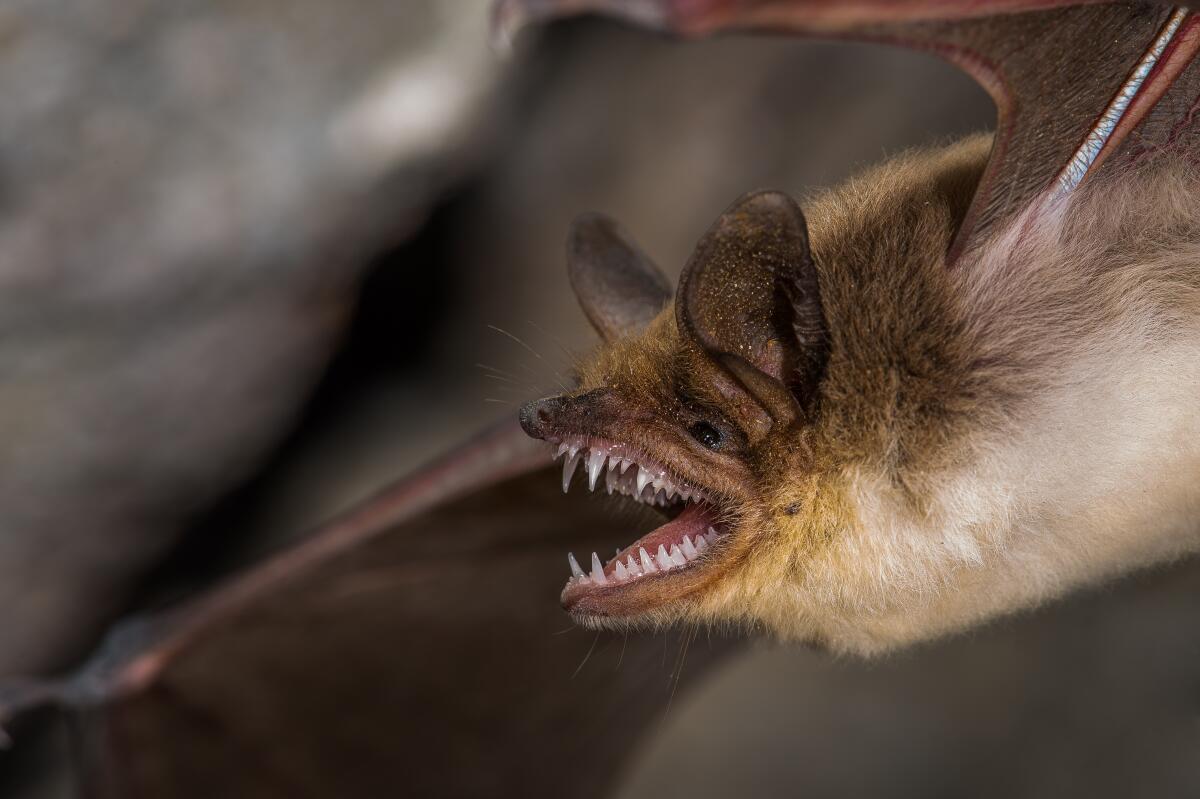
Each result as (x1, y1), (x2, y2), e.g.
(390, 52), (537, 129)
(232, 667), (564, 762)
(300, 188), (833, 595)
(562, 452), (582, 493)
(694, 534), (708, 553)
(590, 552), (608, 584)
(669, 544), (687, 567)
(708, 526), (720, 538)
(615, 560), (629, 581)
(682, 536), (698, 559)
(635, 468), (651, 496)
(568, 444), (579, 459)
(655, 544), (673, 571)
(625, 554), (642, 577)
(619, 458), (634, 474)
(568, 552), (584, 578)
(587, 450), (606, 491)
(556, 443), (569, 458)
(639, 547), (658, 573)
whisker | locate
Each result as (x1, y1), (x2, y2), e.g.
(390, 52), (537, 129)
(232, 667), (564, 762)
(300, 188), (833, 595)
(663, 626), (696, 721)
(525, 320), (578, 386)
(487, 324), (573, 393)
(475, 362), (522, 381)
(571, 632), (602, 679)
(488, 324), (544, 360)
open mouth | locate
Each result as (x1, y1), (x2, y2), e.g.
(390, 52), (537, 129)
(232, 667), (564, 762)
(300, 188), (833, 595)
(548, 435), (730, 609)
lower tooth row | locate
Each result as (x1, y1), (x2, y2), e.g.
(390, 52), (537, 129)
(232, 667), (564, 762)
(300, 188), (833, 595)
(567, 529), (720, 586)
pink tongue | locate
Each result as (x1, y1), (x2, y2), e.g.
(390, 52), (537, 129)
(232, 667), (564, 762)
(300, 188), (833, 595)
(605, 503), (717, 576)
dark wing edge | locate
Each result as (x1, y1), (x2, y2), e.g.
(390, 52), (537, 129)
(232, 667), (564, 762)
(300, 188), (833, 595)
(493, 0), (1200, 261)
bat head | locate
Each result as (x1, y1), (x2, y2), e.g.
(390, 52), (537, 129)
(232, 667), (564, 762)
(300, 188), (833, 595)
(520, 139), (992, 649)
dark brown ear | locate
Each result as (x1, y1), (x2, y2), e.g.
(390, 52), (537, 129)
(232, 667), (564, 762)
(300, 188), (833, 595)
(677, 190), (828, 426)
(567, 213), (672, 340)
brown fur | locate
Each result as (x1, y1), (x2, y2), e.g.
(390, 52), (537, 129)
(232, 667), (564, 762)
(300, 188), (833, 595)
(567, 133), (1200, 653)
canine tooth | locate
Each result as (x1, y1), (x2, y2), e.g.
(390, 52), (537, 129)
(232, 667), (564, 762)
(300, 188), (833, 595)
(669, 544), (687, 567)
(655, 544), (673, 571)
(586, 450), (606, 491)
(568, 552), (584, 578)
(590, 552), (608, 584)
(626, 554), (642, 577)
(562, 452), (582, 493)
(615, 560), (629, 580)
(682, 536), (698, 559)
(635, 468), (651, 496)
(568, 444), (579, 459)
(694, 534), (708, 552)
(639, 547), (658, 573)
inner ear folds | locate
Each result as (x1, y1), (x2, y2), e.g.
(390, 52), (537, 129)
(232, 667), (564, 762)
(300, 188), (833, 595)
(677, 190), (829, 427)
(567, 213), (672, 341)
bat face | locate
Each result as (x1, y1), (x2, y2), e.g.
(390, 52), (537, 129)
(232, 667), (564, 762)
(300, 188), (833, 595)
(522, 138), (994, 650)
(523, 133), (1200, 654)
(519, 320), (760, 623)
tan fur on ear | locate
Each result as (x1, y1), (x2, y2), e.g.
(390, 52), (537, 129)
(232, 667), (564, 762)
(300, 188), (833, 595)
(567, 134), (1200, 654)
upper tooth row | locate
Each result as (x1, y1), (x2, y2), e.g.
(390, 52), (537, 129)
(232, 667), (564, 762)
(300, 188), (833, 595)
(566, 529), (720, 587)
(555, 443), (698, 505)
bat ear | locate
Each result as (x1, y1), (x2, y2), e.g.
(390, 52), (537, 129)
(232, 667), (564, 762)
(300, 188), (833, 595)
(677, 191), (829, 427)
(567, 213), (673, 341)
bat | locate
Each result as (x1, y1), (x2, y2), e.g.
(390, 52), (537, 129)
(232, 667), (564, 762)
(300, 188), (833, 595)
(4, 2), (1200, 796)
(508, 0), (1200, 654)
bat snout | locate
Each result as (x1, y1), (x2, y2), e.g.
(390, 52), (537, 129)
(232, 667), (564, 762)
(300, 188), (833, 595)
(520, 388), (619, 441)
(519, 396), (565, 440)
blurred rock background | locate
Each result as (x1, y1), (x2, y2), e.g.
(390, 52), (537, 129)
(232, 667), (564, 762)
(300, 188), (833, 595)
(2, 0), (1198, 796)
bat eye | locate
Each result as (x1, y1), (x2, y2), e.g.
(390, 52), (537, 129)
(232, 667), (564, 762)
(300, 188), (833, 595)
(688, 421), (723, 451)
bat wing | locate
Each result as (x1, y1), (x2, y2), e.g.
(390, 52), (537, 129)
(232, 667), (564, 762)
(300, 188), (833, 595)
(0, 420), (736, 798)
(495, 0), (1200, 261)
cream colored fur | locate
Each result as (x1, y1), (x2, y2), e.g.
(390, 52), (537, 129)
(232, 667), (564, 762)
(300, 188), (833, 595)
(701, 144), (1200, 653)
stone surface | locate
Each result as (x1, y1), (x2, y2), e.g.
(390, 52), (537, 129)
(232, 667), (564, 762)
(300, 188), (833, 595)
(0, 0), (500, 675)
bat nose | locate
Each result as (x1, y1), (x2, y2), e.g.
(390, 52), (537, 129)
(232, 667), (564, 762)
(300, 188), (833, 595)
(519, 396), (564, 439)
